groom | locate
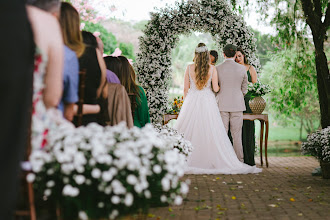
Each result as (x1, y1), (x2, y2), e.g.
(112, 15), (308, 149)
(215, 44), (248, 162)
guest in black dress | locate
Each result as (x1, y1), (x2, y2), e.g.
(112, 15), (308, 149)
(76, 31), (107, 126)
(236, 47), (258, 166)
(0, 1), (34, 218)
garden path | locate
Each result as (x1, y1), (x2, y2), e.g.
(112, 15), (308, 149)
(148, 157), (330, 220)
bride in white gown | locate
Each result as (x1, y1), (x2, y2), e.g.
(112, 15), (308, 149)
(175, 43), (261, 174)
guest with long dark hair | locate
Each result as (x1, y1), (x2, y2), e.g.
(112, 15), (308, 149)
(76, 31), (107, 125)
(235, 47), (258, 166)
(106, 56), (150, 127)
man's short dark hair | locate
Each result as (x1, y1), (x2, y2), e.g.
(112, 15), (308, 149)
(210, 50), (218, 63)
(223, 44), (237, 58)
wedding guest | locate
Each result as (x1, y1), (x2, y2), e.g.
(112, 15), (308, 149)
(210, 50), (218, 65)
(104, 56), (121, 84)
(109, 56), (150, 127)
(28, 1), (81, 122)
(76, 30), (107, 125)
(235, 47), (258, 166)
(100, 56), (133, 127)
(57, 2), (83, 121)
(60, 2), (85, 58)
(0, 1), (34, 218)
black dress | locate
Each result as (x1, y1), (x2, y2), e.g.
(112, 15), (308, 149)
(76, 46), (101, 126)
(242, 68), (256, 166)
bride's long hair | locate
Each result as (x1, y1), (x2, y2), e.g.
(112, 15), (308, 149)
(193, 43), (210, 90)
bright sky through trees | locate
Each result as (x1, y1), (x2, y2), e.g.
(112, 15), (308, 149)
(92, 0), (275, 35)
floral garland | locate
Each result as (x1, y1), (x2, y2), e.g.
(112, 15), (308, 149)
(135, 0), (260, 123)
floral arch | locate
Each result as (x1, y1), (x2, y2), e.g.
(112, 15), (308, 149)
(135, 0), (260, 123)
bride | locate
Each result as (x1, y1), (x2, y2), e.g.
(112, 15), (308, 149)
(175, 43), (261, 174)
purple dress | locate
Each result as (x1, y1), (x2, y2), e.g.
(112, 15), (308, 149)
(106, 69), (120, 84)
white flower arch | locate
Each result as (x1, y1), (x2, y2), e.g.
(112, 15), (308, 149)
(136, 0), (260, 123)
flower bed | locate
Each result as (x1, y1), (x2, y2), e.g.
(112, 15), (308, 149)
(28, 123), (189, 219)
(302, 126), (330, 162)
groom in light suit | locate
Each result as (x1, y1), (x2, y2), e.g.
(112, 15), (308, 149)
(216, 44), (248, 162)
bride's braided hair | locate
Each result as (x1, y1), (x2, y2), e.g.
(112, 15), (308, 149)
(193, 43), (210, 90)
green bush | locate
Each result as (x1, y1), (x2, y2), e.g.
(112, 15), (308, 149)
(119, 42), (136, 61)
(83, 21), (117, 54)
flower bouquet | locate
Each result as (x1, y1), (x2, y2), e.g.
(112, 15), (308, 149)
(167, 96), (184, 114)
(247, 81), (271, 114)
(302, 126), (330, 178)
(28, 123), (190, 219)
(247, 81), (271, 98)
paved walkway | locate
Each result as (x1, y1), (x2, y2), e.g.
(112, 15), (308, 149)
(149, 157), (330, 220)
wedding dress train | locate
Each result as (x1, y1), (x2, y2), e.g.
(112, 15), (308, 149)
(175, 67), (262, 174)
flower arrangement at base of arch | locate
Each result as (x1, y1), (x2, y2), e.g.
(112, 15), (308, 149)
(135, 0), (260, 124)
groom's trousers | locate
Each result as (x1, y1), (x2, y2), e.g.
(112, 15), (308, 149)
(220, 111), (244, 162)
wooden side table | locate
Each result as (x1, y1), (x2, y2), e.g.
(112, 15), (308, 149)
(163, 113), (269, 167)
(163, 114), (179, 125)
(243, 113), (269, 167)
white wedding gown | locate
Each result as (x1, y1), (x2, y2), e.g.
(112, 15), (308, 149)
(175, 67), (262, 174)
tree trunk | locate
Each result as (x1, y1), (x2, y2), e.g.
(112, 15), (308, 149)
(300, 0), (330, 128)
(313, 38), (330, 128)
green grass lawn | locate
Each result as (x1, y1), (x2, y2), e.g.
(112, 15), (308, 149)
(255, 125), (308, 141)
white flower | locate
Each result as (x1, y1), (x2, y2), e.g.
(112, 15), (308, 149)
(144, 190), (151, 199)
(153, 165), (162, 174)
(174, 196), (183, 205)
(74, 175), (86, 185)
(127, 175), (138, 185)
(78, 211), (88, 220)
(102, 171), (113, 182)
(98, 202), (105, 208)
(91, 168), (101, 179)
(160, 195), (167, 202)
(26, 173), (35, 183)
(124, 193), (134, 206)
(46, 180), (55, 188)
(111, 195), (121, 204)
(44, 189), (52, 197)
(63, 177), (69, 184)
(47, 169), (54, 175)
(113, 180), (127, 195)
(109, 209), (119, 220)
(62, 185), (80, 197)
(161, 178), (170, 191)
(180, 182), (189, 194)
